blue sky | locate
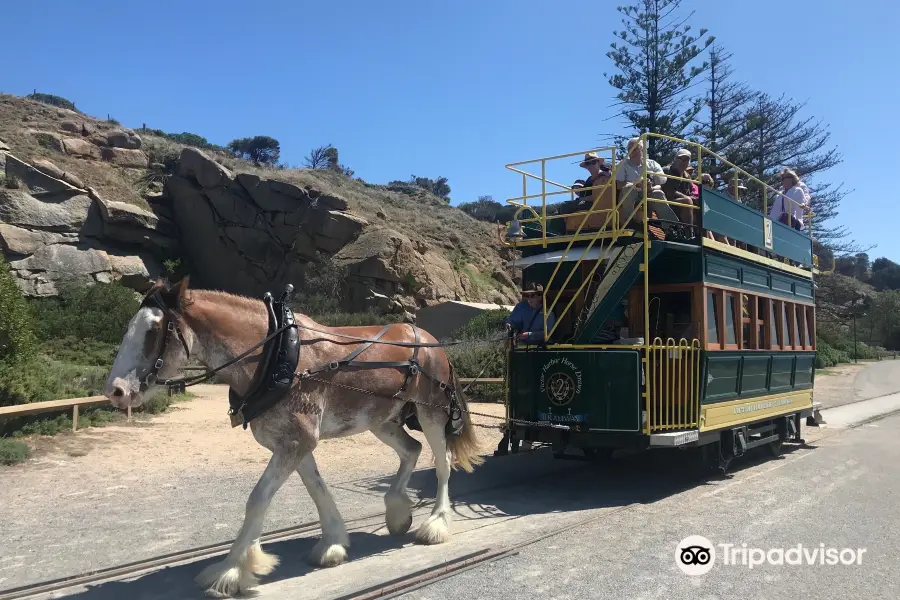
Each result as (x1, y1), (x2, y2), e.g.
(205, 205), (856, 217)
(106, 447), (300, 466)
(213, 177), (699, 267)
(4, 0), (898, 259)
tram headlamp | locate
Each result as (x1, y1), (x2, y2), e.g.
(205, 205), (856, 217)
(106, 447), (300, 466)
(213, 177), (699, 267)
(505, 219), (525, 242)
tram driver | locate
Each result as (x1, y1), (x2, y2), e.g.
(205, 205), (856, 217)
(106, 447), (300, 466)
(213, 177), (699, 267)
(506, 283), (556, 345)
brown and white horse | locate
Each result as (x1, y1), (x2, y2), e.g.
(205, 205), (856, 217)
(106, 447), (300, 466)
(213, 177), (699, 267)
(102, 278), (484, 597)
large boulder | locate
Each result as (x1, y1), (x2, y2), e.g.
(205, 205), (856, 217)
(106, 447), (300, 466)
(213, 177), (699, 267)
(105, 129), (142, 150)
(7, 243), (162, 296)
(100, 147), (149, 169)
(62, 137), (101, 159)
(0, 188), (92, 232)
(5, 154), (81, 194)
(164, 148), (365, 298)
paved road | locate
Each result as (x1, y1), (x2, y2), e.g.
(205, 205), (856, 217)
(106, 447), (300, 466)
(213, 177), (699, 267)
(848, 359), (900, 406)
(9, 361), (900, 599)
(396, 411), (900, 600)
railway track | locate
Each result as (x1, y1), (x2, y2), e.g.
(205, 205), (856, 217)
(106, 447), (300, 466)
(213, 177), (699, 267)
(0, 459), (590, 600)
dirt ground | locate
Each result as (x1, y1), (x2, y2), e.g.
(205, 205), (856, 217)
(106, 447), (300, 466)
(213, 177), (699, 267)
(4, 385), (507, 485)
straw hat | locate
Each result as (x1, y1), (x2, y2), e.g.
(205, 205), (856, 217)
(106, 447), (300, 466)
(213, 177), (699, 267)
(521, 282), (544, 296)
(579, 152), (605, 168)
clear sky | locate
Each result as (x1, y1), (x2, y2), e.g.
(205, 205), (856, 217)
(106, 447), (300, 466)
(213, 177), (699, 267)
(4, 0), (898, 259)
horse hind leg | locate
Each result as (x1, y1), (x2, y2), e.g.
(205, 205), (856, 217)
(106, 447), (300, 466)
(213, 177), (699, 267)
(414, 413), (453, 545)
(296, 452), (350, 567)
(371, 422), (423, 535)
(196, 450), (296, 597)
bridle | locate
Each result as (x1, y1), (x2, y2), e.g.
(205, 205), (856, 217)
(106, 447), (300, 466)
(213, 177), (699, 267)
(137, 290), (192, 392)
(135, 289), (296, 394)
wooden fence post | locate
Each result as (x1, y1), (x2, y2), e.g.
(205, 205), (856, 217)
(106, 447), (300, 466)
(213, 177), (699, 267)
(72, 405), (79, 431)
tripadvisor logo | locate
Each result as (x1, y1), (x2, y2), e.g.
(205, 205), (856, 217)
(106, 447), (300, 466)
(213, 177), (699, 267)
(539, 357), (583, 406)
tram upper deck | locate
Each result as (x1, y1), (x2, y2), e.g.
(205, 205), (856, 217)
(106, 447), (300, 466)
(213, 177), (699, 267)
(499, 133), (821, 348)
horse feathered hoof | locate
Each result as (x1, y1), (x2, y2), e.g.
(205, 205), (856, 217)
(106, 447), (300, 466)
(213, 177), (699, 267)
(415, 514), (450, 545)
(307, 540), (348, 568)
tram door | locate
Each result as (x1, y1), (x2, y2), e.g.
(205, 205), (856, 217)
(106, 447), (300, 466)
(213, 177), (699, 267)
(643, 289), (702, 431)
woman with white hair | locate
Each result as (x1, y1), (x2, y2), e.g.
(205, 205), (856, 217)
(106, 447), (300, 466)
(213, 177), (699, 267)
(768, 168), (809, 230)
(615, 137), (669, 232)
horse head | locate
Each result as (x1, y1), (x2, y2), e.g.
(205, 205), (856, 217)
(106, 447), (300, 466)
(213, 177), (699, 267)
(103, 277), (194, 409)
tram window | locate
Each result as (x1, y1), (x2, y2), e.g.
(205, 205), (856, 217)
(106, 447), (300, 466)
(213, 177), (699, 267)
(706, 291), (719, 345)
(724, 293), (737, 346)
(648, 291), (693, 340)
(770, 301), (781, 348)
(794, 305), (803, 348)
(741, 294), (751, 349)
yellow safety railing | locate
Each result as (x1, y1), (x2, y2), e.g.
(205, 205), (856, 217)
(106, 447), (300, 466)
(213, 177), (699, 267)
(646, 338), (702, 433)
(541, 161), (644, 341)
(640, 132), (817, 243)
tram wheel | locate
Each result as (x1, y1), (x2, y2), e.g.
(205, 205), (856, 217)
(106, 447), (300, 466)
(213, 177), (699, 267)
(768, 437), (784, 457)
(700, 442), (731, 477)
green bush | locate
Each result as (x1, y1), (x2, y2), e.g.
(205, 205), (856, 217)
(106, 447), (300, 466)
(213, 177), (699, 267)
(445, 309), (510, 403)
(29, 281), (141, 345)
(0, 255), (38, 368)
(26, 92), (77, 112)
(0, 357), (108, 407)
(0, 438), (30, 465)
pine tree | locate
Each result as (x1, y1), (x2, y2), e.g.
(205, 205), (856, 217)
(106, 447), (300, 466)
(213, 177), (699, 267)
(691, 45), (755, 179)
(605, 0), (714, 160)
(728, 93), (863, 254)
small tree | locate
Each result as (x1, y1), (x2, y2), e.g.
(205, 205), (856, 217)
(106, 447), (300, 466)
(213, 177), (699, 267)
(0, 257), (37, 367)
(304, 144), (355, 177)
(227, 136), (281, 165)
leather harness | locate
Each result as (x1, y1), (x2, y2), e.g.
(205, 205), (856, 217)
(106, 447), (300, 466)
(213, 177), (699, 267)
(140, 284), (464, 438)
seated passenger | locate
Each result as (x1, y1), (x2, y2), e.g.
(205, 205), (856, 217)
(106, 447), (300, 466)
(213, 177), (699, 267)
(769, 168), (808, 231)
(563, 153), (613, 231)
(615, 137), (670, 235)
(662, 148), (695, 225)
(506, 283), (556, 344)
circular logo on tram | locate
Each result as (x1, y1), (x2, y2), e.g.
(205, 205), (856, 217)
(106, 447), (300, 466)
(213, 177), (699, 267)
(539, 357), (583, 406)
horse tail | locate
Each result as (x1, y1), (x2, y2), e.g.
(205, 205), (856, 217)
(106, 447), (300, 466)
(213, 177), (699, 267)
(446, 371), (485, 473)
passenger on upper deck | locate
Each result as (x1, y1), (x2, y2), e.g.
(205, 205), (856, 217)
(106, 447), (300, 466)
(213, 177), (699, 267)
(616, 137), (669, 230)
(576, 152), (612, 198)
(506, 283), (556, 344)
(661, 148), (695, 225)
(769, 168), (809, 231)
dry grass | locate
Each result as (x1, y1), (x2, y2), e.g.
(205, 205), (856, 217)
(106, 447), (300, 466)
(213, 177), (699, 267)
(0, 94), (148, 208)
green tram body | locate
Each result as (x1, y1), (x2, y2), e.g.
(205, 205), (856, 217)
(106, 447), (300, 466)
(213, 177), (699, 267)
(496, 138), (822, 470)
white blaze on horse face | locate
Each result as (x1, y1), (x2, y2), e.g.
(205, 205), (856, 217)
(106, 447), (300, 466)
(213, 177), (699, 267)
(103, 306), (163, 408)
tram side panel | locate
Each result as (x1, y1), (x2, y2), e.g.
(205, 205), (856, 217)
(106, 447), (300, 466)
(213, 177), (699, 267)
(508, 348), (644, 439)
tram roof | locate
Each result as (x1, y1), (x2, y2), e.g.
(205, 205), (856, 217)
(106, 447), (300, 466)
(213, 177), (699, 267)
(508, 246), (613, 267)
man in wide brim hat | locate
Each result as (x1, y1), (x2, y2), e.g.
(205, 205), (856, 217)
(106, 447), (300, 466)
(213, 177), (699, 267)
(505, 283), (555, 344)
(579, 151), (607, 169)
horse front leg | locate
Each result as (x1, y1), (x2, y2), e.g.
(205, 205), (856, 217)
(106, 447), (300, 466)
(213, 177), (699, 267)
(296, 452), (350, 567)
(196, 449), (297, 598)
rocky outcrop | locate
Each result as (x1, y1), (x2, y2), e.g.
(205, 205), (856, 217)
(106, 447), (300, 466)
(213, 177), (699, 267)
(163, 148), (368, 299)
(1, 150), (169, 296)
(161, 148), (517, 312)
(1, 92), (518, 312)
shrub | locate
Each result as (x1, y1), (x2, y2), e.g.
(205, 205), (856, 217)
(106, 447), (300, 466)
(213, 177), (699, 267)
(0, 438), (30, 465)
(227, 136), (280, 165)
(0, 255), (38, 367)
(0, 357), (108, 407)
(26, 92), (77, 112)
(28, 281), (141, 345)
(445, 309), (510, 403)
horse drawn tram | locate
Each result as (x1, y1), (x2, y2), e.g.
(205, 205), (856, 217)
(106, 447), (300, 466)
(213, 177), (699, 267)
(494, 133), (824, 472)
